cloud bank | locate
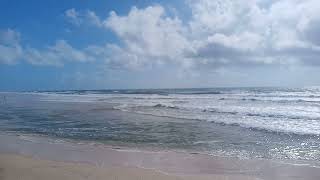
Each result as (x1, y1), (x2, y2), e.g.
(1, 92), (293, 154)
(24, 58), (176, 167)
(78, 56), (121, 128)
(1, 0), (320, 70)
(0, 30), (95, 66)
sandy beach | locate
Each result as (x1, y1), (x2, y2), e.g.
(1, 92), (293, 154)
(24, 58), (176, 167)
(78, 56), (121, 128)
(0, 134), (320, 180)
(0, 153), (261, 180)
(0, 92), (320, 180)
(1, 0), (320, 178)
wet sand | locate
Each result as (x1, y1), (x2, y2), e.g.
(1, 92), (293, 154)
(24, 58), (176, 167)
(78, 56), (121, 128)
(0, 154), (260, 180)
(0, 133), (319, 180)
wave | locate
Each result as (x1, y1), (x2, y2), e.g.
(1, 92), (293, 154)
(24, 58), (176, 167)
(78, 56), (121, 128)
(153, 103), (179, 109)
(218, 97), (320, 104)
(117, 103), (320, 122)
(245, 113), (302, 120)
(202, 108), (319, 121)
(113, 104), (320, 136)
(219, 97), (260, 101)
(202, 108), (238, 115)
(34, 89), (225, 96)
(116, 108), (320, 136)
(178, 91), (223, 95)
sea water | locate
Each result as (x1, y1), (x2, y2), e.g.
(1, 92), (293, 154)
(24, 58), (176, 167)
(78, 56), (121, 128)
(0, 87), (319, 162)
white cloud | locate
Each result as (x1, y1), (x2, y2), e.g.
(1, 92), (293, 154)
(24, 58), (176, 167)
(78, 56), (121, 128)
(0, 29), (94, 66)
(68, 0), (320, 69)
(65, 8), (104, 27)
(86, 10), (103, 27)
(206, 32), (263, 52)
(25, 40), (94, 66)
(0, 29), (23, 64)
(104, 6), (192, 67)
(187, 0), (320, 67)
(65, 8), (82, 26)
(3, 1), (320, 70)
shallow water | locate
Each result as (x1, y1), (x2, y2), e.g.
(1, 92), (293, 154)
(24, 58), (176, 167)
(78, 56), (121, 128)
(0, 87), (320, 162)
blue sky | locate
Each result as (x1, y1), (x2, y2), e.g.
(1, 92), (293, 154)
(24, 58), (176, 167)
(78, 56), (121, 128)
(1, 0), (320, 91)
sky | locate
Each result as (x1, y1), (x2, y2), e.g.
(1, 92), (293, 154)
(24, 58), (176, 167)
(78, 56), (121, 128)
(1, 0), (320, 91)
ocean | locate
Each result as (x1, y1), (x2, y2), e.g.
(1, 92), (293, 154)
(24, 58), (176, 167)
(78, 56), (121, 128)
(0, 87), (319, 163)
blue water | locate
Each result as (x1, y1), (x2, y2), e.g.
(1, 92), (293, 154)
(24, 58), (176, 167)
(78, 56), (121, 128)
(0, 87), (320, 161)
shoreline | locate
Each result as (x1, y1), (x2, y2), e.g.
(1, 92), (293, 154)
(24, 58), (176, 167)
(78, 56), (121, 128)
(0, 133), (320, 180)
(0, 153), (259, 180)
(2, 132), (320, 169)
